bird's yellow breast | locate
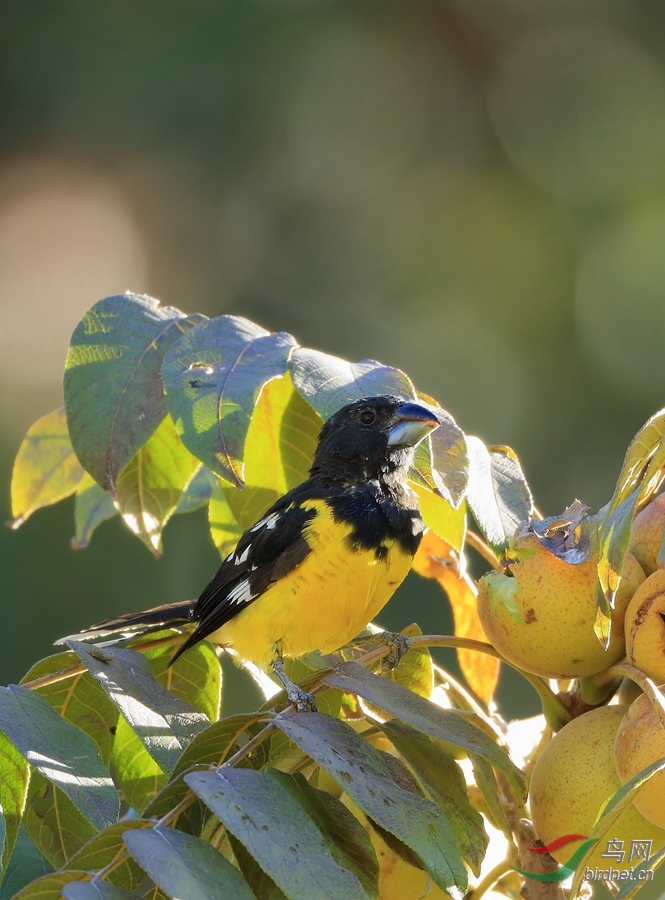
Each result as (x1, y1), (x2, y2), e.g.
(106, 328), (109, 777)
(210, 499), (414, 670)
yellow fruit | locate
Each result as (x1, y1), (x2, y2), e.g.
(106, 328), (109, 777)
(477, 533), (645, 678)
(530, 706), (665, 871)
(615, 691), (665, 829)
(630, 494), (665, 576)
(625, 569), (665, 683)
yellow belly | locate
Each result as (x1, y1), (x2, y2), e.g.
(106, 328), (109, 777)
(210, 500), (413, 670)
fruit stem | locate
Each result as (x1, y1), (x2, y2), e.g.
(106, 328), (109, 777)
(605, 663), (665, 731)
(466, 530), (502, 571)
(466, 856), (514, 900)
(578, 672), (621, 706)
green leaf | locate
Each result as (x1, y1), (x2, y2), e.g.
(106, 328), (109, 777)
(67, 642), (208, 773)
(174, 466), (217, 515)
(0, 686), (118, 830)
(427, 407), (469, 510)
(411, 484), (466, 553)
(0, 827), (53, 900)
(272, 771), (379, 900)
(142, 639), (221, 724)
(229, 836), (289, 900)
(64, 293), (201, 494)
(596, 488), (639, 621)
(65, 820), (152, 892)
(185, 767), (368, 900)
(290, 349), (415, 419)
(23, 773), (97, 868)
(115, 414), (201, 555)
(171, 714), (263, 778)
(379, 720), (488, 876)
(469, 755), (510, 836)
(21, 651), (118, 764)
(111, 716), (167, 814)
(0, 732), (30, 871)
(323, 662), (525, 798)
(9, 408), (84, 528)
(465, 437), (532, 551)
(616, 844), (665, 899)
(272, 713), (467, 896)
(208, 481), (243, 559)
(62, 883), (137, 900)
(162, 315), (297, 487)
(385, 624), (433, 700)
(123, 826), (256, 900)
(9, 871), (89, 900)
(71, 474), (118, 550)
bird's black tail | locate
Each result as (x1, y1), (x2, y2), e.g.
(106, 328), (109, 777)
(55, 599), (196, 645)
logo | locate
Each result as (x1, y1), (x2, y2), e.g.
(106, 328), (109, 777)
(514, 837), (655, 884)
(514, 835), (598, 883)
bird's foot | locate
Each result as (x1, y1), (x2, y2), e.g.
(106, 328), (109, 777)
(380, 631), (412, 671)
(272, 657), (318, 712)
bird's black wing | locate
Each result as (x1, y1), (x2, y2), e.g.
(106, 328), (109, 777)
(171, 483), (323, 661)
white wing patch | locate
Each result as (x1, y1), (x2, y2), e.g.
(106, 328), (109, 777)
(234, 546), (250, 566)
(250, 513), (280, 533)
(227, 579), (256, 606)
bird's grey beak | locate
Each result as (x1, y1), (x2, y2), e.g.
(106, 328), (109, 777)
(387, 402), (440, 447)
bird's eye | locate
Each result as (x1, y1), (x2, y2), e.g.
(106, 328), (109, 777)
(359, 409), (377, 426)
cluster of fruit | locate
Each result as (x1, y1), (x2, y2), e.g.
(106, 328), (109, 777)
(479, 495), (665, 872)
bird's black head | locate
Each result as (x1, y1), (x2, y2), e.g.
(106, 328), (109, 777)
(309, 395), (440, 483)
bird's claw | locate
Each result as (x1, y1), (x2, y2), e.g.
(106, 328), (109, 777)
(287, 686), (318, 712)
(381, 632), (412, 671)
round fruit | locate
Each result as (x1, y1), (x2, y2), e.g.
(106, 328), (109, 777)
(630, 494), (665, 576)
(625, 569), (665, 683)
(615, 691), (665, 829)
(477, 533), (645, 678)
(530, 706), (665, 871)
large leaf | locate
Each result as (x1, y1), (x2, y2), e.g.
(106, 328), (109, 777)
(208, 481), (244, 559)
(616, 845), (665, 899)
(427, 407), (469, 510)
(173, 466), (217, 515)
(465, 437), (532, 551)
(411, 484), (466, 553)
(229, 837), (289, 900)
(124, 826), (256, 900)
(71, 474), (118, 550)
(171, 714), (263, 778)
(114, 415), (200, 555)
(323, 663), (525, 797)
(380, 720), (488, 875)
(142, 638), (221, 724)
(21, 651), (118, 764)
(23, 773), (97, 869)
(290, 349), (415, 419)
(0, 827), (53, 900)
(185, 767), (368, 900)
(162, 315), (297, 487)
(0, 732), (30, 871)
(111, 716), (166, 815)
(64, 293), (200, 494)
(272, 713), (467, 896)
(63, 883), (137, 900)
(10, 871), (90, 900)
(470, 755), (510, 836)
(67, 642), (208, 774)
(0, 686), (118, 831)
(9, 408), (84, 528)
(65, 820), (152, 892)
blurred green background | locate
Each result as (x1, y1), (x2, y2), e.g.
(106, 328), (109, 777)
(2, 0), (665, 739)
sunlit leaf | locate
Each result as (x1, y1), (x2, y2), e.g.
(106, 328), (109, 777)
(272, 712), (467, 896)
(64, 293), (201, 494)
(162, 315), (297, 487)
(470, 755), (510, 836)
(465, 437), (532, 551)
(124, 826), (256, 900)
(380, 720), (488, 875)
(171, 714), (263, 777)
(70, 474), (118, 549)
(185, 767), (368, 900)
(382, 624), (433, 700)
(64, 820), (152, 892)
(0, 732), (30, 871)
(413, 532), (499, 704)
(323, 663), (524, 797)
(208, 481), (243, 559)
(411, 485), (466, 553)
(0, 686), (118, 831)
(20, 651), (118, 764)
(427, 407), (469, 510)
(111, 716), (166, 814)
(67, 643), (208, 774)
(141, 638), (221, 724)
(114, 414), (200, 556)
(9, 408), (84, 528)
(22, 774), (97, 869)
(174, 465), (217, 515)
(290, 349), (415, 419)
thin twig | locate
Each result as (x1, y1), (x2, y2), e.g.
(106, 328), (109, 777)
(465, 530), (502, 572)
(466, 857), (514, 900)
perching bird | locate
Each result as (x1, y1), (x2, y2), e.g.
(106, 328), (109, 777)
(72, 395), (440, 709)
